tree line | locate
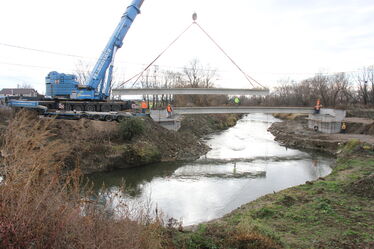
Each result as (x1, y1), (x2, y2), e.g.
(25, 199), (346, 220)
(245, 66), (374, 107)
(80, 59), (373, 108)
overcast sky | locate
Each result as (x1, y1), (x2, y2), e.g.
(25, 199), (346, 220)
(0, 0), (374, 93)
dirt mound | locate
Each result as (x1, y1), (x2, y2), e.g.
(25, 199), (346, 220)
(132, 116), (210, 162)
(343, 117), (374, 135)
(346, 174), (374, 199)
(125, 114), (241, 164)
(179, 114), (239, 137)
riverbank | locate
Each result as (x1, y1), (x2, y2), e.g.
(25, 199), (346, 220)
(173, 117), (374, 249)
(269, 114), (374, 155)
(0, 110), (241, 174)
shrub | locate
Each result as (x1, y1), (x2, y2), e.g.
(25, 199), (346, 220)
(122, 142), (161, 166)
(119, 117), (145, 140)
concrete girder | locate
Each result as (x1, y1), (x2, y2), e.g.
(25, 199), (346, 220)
(112, 88), (269, 96)
(172, 107), (315, 115)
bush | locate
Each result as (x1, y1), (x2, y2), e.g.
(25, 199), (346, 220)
(122, 142), (161, 166)
(119, 118), (145, 140)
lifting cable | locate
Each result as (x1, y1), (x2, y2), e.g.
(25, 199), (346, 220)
(118, 22), (195, 88)
(118, 14), (265, 89)
(194, 22), (265, 89)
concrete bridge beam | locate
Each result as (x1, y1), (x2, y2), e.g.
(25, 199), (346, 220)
(112, 88), (269, 96)
(172, 107), (315, 115)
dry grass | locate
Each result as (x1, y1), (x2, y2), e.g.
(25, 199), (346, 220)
(0, 110), (170, 249)
(272, 113), (307, 120)
(0, 108), (13, 124)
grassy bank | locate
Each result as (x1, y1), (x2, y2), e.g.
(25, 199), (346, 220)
(0, 111), (243, 248)
(173, 141), (374, 249)
(0, 111), (174, 248)
(1, 110), (241, 174)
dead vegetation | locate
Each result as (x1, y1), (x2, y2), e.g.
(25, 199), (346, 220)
(174, 222), (282, 249)
(0, 110), (170, 249)
(0, 108), (13, 124)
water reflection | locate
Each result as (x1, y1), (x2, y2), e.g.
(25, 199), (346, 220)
(87, 114), (334, 225)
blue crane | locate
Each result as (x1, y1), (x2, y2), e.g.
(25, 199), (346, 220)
(46, 0), (144, 101)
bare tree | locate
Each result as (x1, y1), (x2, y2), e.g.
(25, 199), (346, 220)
(182, 58), (216, 88)
(183, 59), (202, 88)
(17, 83), (33, 89)
(179, 59), (218, 106)
(75, 60), (92, 85)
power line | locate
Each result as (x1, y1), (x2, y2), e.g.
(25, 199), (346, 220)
(0, 42), (367, 81)
(0, 61), (56, 70)
(0, 42), (85, 59)
(0, 58), (365, 77)
(0, 41), (225, 72)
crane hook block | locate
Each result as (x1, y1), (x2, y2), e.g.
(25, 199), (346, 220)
(192, 13), (197, 21)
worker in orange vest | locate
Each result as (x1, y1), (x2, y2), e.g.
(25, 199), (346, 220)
(167, 104), (173, 118)
(141, 100), (148, 114)
(314, 99), (322, 114)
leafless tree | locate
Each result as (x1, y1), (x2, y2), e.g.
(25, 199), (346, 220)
(17, 83), (33, 89)
(75, 60), (92, 85)
(182, 58), (216, 88)
(356, 66), (374, 105)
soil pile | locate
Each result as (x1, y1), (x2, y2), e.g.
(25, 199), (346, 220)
(343, 117), (374, 135)
(347, 173), (374, 199)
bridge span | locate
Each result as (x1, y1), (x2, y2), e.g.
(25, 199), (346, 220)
(150, 107), (346, 131)
(112, 88), (269, 96)
(172, 106), (315, 115)
(150, 107), (314, 131)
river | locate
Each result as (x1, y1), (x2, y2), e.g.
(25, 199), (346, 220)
(88, 114), (333, 226)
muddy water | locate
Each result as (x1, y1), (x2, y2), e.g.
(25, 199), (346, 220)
(88, 114), (333, 226)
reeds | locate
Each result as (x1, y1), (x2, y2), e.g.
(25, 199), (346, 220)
(0, 110), (169, 249)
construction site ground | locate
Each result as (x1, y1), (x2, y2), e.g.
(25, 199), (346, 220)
(269, 114), (374, 155)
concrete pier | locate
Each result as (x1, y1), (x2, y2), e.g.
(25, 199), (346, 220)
(150, 110), (182, 131)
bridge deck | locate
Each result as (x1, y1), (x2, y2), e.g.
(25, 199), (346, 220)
(112, 88), (269, 96)
(172, 107), (315, 114)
